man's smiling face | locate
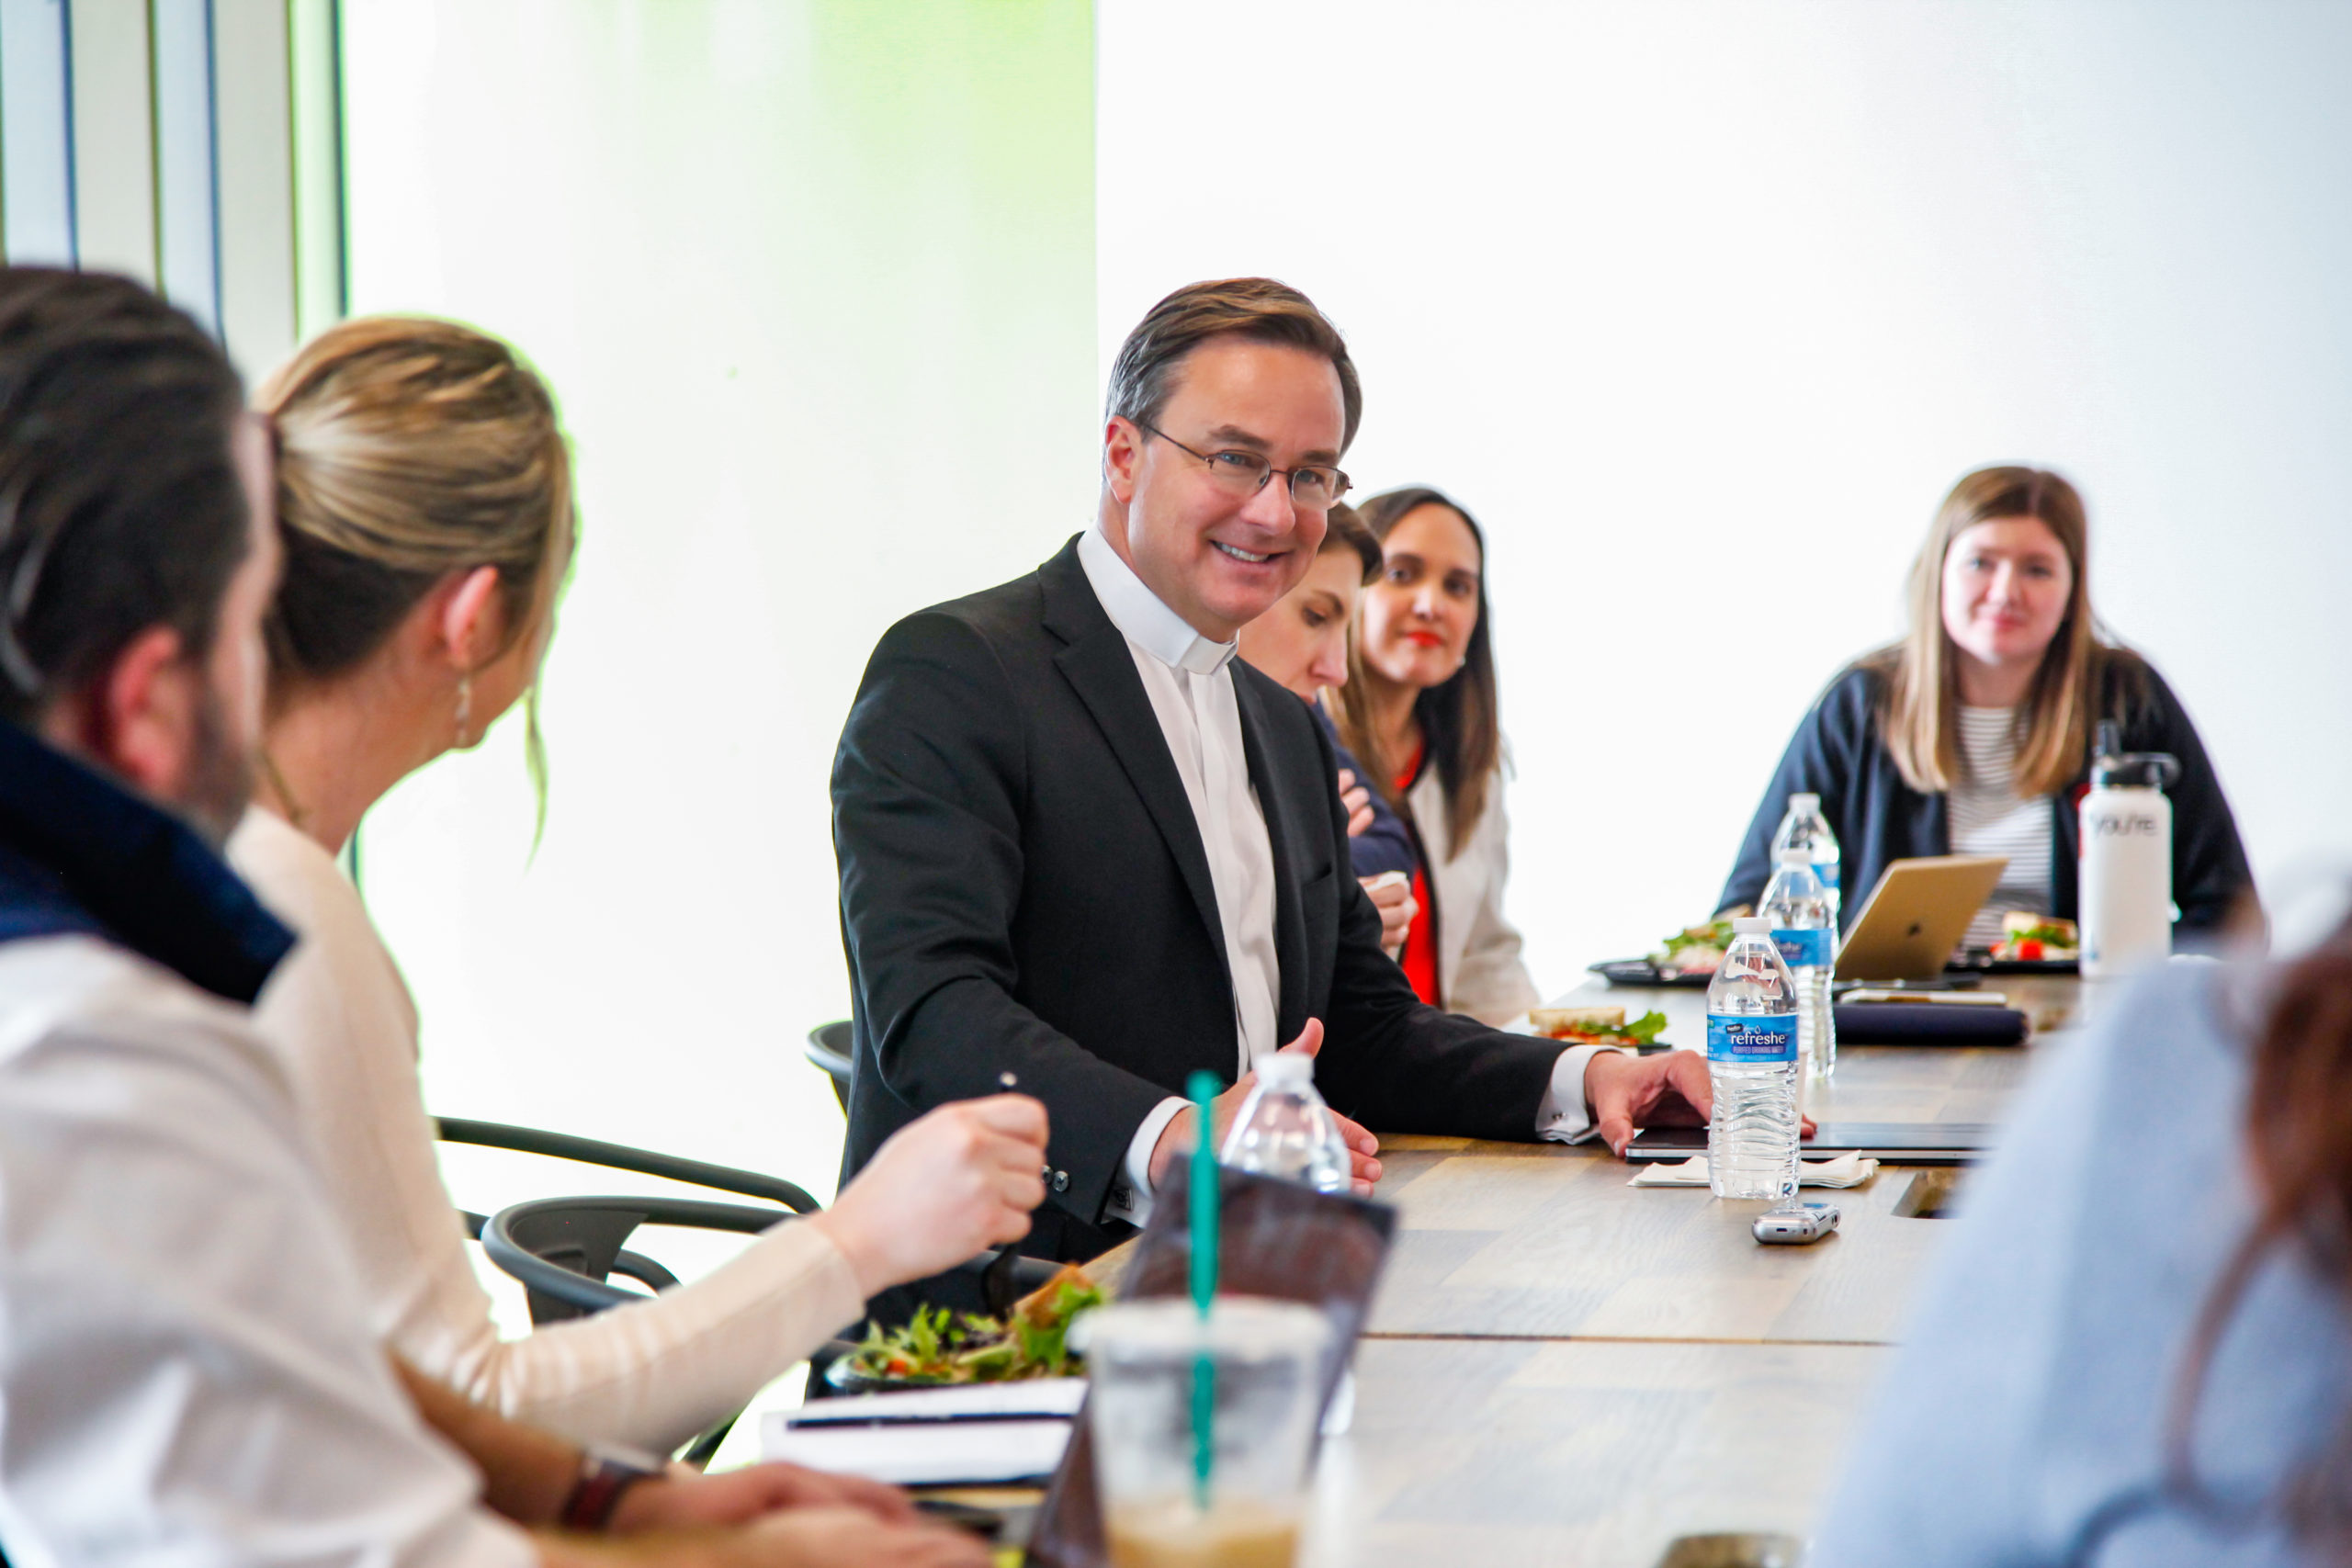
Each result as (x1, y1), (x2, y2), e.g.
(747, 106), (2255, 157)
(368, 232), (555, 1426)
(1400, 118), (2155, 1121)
(1101, 334), (1346, 643)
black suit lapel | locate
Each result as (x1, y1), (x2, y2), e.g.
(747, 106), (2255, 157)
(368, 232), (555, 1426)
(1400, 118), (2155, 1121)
(1038, 540), (1233, 995)
(1233, 671), (1313, 1040)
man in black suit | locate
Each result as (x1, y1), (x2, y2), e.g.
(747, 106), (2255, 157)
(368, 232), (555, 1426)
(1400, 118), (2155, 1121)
(834, 278), (1709, 1263)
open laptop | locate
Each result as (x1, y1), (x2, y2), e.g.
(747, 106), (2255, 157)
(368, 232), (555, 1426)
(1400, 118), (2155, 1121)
(1832, 854), (2008, 981)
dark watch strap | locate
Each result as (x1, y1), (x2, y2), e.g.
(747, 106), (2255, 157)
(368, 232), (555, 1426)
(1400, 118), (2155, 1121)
(558, 1444), (662, 1531)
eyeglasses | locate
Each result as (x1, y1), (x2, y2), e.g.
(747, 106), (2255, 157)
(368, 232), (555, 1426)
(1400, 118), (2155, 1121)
(1136, 423), (1351, 510)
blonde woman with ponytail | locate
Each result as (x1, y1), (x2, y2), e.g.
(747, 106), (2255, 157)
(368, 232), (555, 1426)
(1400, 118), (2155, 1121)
(229, 318), (1049, 1454)
(1716, 465), (2255, 949)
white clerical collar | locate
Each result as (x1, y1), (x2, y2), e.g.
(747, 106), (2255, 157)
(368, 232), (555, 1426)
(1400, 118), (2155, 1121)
(1077, 526), (1238, 677)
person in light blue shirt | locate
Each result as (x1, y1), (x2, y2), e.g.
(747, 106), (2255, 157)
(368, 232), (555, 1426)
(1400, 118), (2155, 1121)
(1813, 939), (2352, 1567)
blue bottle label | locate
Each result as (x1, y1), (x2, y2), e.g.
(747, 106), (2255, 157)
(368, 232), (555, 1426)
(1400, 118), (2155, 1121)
(1707, 1013), (1798, 1063)
(1815, 862), (1839, 890)
(1773, 929), (1829, 969)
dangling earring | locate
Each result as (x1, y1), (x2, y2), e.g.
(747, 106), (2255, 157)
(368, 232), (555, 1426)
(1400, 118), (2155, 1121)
(454, 673), (474, 748)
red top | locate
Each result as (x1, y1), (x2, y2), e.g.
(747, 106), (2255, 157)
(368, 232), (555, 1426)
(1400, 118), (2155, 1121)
(1395, 744), (1441, 1007)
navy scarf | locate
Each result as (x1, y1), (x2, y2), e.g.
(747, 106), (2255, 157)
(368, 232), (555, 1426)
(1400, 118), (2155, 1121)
(0, 720), (292, 1004)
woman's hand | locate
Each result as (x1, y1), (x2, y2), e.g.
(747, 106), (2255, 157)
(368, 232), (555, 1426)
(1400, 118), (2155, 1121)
(808, 1096), (1048, 1298)
(1362, 872), (1416, 958)
(610, 1461), (916, 1531)
(724, 1506), (991, 1568)
(1336, 768), (1375, 838)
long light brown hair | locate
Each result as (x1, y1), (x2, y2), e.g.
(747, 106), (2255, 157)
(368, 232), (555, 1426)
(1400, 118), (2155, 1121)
(1327, 486), (1499, 855)
(255, 317), (574, 818)
(1871, 465), (2099, 798)
(2143, 915), (2352, 1560)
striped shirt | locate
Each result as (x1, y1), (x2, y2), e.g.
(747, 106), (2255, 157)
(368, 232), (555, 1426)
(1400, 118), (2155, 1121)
(1949, 706), (2053, 950)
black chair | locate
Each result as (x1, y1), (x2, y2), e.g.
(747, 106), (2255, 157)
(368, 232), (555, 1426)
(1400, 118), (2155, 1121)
(802, 1021), (853, 1111)
(437, 1116), (823, 1213)
(436, 1117), (825, 1465)
(484, 1194), (797, 1467)
(438, 1116), (1057, 1436)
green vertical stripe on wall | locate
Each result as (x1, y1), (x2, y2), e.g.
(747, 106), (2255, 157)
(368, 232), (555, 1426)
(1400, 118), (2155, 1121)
(287, 0), (343, 341)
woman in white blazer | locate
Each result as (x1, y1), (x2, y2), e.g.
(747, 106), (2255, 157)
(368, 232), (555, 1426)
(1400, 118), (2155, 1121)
(231, 316), (1049, 1455)
(1327, 486), (1540, 1026)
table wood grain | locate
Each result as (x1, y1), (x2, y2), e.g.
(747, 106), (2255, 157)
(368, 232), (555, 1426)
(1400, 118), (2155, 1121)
(1303, 1337), (1889, 1567)
(1353, 976), (2075, 1344)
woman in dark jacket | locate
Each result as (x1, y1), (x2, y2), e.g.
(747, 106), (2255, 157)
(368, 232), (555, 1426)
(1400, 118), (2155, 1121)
(1720, 466), (2254, 943)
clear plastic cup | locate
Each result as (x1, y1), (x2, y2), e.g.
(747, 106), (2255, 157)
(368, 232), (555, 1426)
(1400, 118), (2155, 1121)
(1084, 1296), (1330, 1568)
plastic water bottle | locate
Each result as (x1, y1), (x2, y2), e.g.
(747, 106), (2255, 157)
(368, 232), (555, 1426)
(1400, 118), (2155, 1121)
(1217, 1052), (1360, 1436)
(1772, 793), (1842, 923)
(1219, 1053), (1348, 1193)
(2079, 721), (2180, 980)
(1705, 917), (1801, 1201)
(1759, 848), (1838, 1083)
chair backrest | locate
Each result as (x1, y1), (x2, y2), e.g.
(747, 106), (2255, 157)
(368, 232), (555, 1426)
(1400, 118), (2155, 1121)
(484, 1194), (793, 1325)
(435, 1117), (821, 1213)
(803, 1020), (853, 1111)
(481, 1194), (797, 1469)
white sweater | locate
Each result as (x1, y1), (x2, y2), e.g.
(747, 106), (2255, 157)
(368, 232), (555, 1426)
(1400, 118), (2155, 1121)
(228, 807), (863, 1452)
(1401, 761), (1542, 1026)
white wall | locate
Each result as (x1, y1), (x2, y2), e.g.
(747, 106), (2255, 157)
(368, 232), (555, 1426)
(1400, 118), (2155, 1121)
(339, 0), (1097, 1207)
(1098, 0), (2352, 987)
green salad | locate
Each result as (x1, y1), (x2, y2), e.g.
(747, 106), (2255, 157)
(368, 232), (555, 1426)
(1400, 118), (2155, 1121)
(1653, 918), (1736, 974)
(844, 1264), (1103, 1384)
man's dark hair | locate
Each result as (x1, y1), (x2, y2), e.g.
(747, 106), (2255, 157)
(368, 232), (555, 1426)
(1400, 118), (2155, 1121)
(0, 267), (248, 726)
(1104, 277), (1362, 452)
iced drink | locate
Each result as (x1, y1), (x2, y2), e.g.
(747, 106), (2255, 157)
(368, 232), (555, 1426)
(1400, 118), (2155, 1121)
(1085, 1298), (1329, 1568)
(1105, 1498), (1301, 1568)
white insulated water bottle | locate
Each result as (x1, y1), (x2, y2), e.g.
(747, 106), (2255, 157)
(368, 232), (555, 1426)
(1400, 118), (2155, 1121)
(2079, 720), (2179, 980)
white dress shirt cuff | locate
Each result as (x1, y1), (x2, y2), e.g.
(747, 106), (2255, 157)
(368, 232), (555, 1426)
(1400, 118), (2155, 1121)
(1107, 1096), (1189, 1224)
(1535, 1044), (1608, 1143)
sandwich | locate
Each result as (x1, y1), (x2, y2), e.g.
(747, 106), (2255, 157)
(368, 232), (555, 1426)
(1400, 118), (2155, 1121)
(1992, 912), (2079, 962)
(1530, 1006), (1669, 1047)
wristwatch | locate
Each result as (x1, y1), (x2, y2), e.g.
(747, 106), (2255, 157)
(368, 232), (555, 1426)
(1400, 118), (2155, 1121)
(558, 1440), (666, 1531)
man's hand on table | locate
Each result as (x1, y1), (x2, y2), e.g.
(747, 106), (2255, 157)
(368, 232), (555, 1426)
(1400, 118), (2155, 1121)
(1585, 1047), (1713, 1156)
(1148, 1019), (1383, 1196)
(1583, 1048), (1815, 1156)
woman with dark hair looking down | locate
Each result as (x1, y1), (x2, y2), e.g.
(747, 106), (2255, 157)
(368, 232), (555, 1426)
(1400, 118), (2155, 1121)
(1718, 465), (2254, 948)
(1236, 502), (1419, 956)
(1328, 485), (1538, 1024)
(1813, 917), (2352, 1564)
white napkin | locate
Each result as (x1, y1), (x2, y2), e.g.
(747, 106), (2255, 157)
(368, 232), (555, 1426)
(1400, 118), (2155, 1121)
(1629, 1152), (1879, 1188)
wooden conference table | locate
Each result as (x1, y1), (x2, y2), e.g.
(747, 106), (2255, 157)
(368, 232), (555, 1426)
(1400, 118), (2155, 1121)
(812, 974), (2087, 1564)
(1279, 972), (2086, 1566)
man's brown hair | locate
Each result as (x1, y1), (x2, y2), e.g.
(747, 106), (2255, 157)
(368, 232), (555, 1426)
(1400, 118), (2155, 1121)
(0, 268), (248, 726)
(1104, 277), (1362, 451)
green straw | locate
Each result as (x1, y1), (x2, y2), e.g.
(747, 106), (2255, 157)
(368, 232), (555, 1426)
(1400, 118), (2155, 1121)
(1186, 1069), (1220, 1512)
